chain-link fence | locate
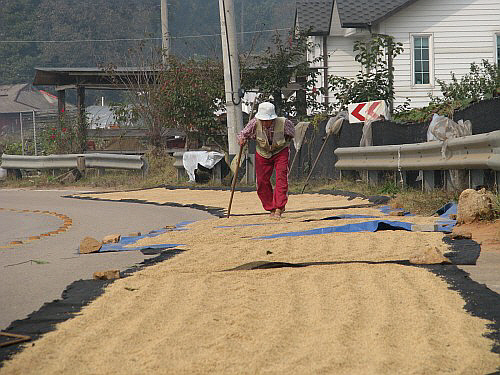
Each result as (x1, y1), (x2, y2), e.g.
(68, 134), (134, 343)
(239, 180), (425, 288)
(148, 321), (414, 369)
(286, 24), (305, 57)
(10, 110), (78, 156)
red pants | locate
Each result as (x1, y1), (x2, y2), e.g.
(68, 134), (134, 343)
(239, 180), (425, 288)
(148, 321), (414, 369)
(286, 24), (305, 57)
(255, 147), (289, 212)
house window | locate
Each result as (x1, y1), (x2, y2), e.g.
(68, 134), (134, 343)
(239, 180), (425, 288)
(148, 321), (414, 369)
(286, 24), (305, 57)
(413, 36), (430, 85)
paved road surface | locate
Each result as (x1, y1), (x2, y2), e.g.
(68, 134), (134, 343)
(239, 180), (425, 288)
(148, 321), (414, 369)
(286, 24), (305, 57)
(0, 189), (213, 330)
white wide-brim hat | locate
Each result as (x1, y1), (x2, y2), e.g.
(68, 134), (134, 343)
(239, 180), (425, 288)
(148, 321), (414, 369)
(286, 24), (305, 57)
(255, 102), (277, 121)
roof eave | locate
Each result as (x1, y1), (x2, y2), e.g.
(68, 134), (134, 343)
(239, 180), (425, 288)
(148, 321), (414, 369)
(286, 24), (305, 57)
(340, 22), (370, 29)
(370, 0), (419, 25)
(295, 0), (334, 36)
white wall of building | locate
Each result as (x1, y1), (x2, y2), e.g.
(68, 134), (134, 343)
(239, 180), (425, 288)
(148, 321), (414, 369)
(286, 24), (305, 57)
(312, 0), (500, 109)
(378, 0), (500, 108)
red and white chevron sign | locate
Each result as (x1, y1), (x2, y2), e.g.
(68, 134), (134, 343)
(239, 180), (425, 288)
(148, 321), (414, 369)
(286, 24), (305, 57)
(348, 100), (389, 123)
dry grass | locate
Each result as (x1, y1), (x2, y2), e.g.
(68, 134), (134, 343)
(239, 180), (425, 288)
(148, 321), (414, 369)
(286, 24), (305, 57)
(1, 153), (496, 216)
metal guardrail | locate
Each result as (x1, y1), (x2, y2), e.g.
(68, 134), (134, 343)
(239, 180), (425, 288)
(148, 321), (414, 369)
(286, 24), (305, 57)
(1, 153), (147, 173)
(334, 130), (500, 171)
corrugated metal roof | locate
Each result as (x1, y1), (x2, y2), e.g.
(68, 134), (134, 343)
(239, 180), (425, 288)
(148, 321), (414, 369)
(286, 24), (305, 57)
(295, 0), (418, 32)
(0, 84), (60, 114)
(295, 0), (334, 35)
(336, 0), (418, 28)
(33, 67), (160, 89)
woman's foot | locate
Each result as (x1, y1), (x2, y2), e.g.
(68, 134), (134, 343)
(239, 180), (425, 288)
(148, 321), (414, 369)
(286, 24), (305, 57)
(273, 208), (283, 220)
(269, 209), (276, 218)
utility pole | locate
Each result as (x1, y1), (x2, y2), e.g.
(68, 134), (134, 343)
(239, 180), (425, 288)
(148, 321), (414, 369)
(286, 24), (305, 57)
(161, 0), (170, 63)
(240, 0), (244, 48)
(218, 0), (244, 157)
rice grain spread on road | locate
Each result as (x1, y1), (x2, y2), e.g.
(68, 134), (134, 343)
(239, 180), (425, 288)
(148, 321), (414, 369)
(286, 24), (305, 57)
(1, 188), (499, 375)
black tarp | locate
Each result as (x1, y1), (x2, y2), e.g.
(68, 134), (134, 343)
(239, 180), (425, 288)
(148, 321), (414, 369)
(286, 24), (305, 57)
(289, 97), (500, 181)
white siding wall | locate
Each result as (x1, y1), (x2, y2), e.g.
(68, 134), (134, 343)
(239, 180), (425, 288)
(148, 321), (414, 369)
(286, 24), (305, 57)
(307, 36), (325, 109)
(330, 2), (344, 36)
(378, 0), (500, 108)
(324, 36), (363, 104)
(308, 6), (369, 107)
(308, 34), (365, 107)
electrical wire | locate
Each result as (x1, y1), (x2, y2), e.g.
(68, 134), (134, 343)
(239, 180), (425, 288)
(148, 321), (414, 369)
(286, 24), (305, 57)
(0, 28), (291, 44)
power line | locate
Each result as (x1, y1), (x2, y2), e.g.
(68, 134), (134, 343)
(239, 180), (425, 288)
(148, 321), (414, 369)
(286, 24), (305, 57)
(0, 28), (291, 44)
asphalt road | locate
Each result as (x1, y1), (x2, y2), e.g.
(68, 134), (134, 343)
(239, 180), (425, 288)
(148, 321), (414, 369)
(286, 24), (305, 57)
(0, 188), (213, 330)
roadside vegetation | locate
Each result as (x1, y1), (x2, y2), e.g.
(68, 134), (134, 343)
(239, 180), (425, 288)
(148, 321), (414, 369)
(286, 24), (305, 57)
(1, 33), (498, 218)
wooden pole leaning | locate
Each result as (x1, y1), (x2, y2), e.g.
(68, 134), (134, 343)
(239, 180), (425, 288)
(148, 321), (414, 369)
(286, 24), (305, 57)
(227, 95), (258, 218)
(227, 143), (244, 218)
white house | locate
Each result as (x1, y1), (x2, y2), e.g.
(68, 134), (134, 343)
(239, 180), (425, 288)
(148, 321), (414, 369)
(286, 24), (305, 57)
(295, 0), (500, 109)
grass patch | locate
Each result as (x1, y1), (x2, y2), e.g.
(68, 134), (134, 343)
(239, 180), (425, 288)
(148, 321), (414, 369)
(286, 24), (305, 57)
(2, 154), (498, 217)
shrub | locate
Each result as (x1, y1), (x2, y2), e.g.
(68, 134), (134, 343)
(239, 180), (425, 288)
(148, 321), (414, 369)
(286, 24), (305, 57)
(438, 60), (499, 102)
(394, 60), (499, 123)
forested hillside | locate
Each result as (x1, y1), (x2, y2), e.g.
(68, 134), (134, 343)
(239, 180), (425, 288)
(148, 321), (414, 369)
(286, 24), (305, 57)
(0, 0), (296, 84)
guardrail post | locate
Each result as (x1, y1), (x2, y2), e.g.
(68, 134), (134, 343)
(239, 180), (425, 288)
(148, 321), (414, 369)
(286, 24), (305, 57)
(367, 170), (380, 186)
(244, 153), (255, 184)
(422, 170), (435, 192)
(141, 155), (148, 178)
(394, 170), (406, 188)
(212, 160), (222, 183)
(173, 152), (187, 181)
(469, 169), (484, 189)
(446, 170), (467, 191)
(77, 156), (86, 176)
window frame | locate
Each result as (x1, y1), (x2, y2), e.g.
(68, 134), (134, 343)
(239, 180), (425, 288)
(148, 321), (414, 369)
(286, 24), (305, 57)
(410, 33), (434, 87)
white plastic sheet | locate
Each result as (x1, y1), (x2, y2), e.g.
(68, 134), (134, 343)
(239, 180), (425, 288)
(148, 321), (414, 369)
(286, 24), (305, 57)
(182, 151), (225, 182)
(293, 122), (310, 151)
(427, 114), (472, 142)
(326, 111), (348, 136)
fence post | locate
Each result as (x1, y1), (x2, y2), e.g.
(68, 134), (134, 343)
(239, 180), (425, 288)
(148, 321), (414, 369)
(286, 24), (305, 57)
(19, 113), (24, 155)
(32, 111), (38, 156)
(367, 170), (380, 186)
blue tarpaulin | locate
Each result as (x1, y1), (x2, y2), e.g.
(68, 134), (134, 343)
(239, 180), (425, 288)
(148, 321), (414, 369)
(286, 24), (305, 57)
(97, 221), (192, 253)
(99, 243), (183, 253)
(255, 220), (413, 240)
(434, 202), (457, 233)
(379, 206), (413, 216)
(216, 214), (379, 229)
(304, 214), (379, 222)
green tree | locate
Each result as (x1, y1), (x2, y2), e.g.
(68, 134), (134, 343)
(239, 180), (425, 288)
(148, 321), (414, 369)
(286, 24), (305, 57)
(154, 57), (226, 150)
(241, 30), (322, 117)
(106, 54), (225, 154)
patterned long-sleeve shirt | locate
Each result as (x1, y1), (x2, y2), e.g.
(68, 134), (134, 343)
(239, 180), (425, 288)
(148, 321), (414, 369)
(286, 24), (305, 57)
(237, 117), (295, 144)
